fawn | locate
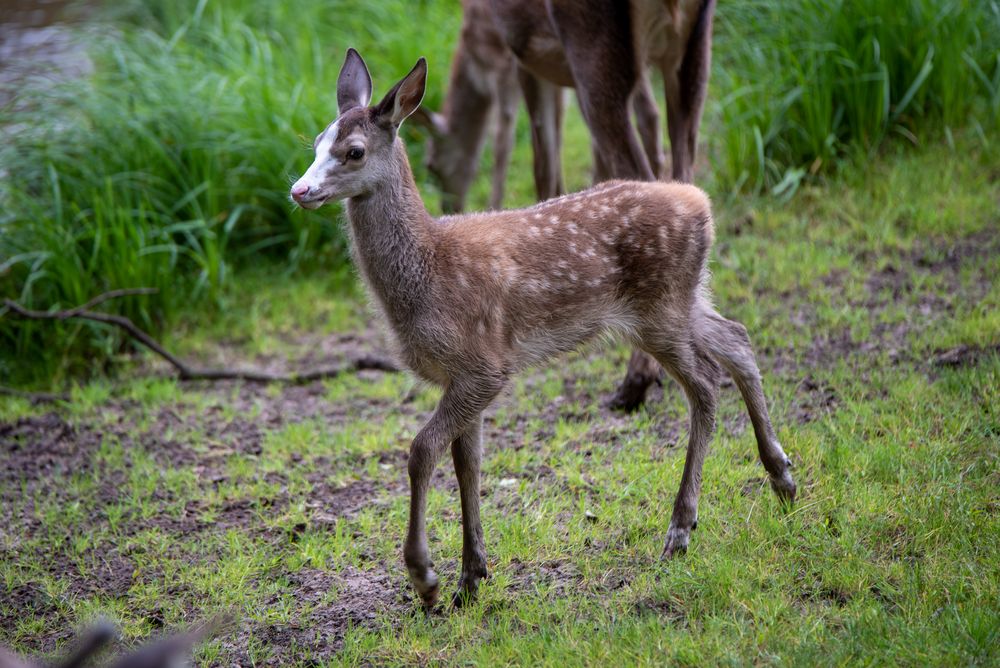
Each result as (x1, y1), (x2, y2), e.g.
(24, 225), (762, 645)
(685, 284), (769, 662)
(290, 50), (796, 608)
(415, 0), (719, 412)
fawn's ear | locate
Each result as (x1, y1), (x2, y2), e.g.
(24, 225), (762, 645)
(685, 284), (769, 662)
(337, 48), (372, 114)
(372, 58), (427, 128)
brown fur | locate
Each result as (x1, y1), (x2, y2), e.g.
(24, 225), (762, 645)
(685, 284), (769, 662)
(291, 51), (797, 609)
(417, 0), (717, 411)
(411, 0), (519, 213)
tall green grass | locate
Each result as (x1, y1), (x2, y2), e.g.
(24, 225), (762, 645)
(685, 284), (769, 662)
(0, 0), (461, 384)
(1, 0), (997, 384)
(709, 0), (1000, 196)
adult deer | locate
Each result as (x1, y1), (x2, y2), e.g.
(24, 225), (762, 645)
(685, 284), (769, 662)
(413, 0), (666, 212)
(290, 50), (796, 608)
(418, 0), (717, 411)
(411, 0), (519, 214)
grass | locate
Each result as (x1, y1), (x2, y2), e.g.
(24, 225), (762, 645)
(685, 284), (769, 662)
(0, 134), (997, 665)
(2, 0), (999, 384)
(710, 0), (1000, 196)
(0, 0), (464, 384)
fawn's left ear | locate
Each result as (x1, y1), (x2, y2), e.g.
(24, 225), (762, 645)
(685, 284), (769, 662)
(372, 58), (427, 128)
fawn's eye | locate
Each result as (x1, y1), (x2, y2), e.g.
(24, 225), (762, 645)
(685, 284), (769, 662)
(346, 147), (365, 161)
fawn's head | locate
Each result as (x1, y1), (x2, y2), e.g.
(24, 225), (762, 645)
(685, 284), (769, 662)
(290, 49), (426, 208)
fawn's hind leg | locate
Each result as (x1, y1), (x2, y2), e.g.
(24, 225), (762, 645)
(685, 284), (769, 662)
(700, 308), (796, 501)
(644, 335), (721, 557)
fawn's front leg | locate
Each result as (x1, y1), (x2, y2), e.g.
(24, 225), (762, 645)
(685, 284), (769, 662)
(404, 376), (503, 608)
(450, 414), (487, 607)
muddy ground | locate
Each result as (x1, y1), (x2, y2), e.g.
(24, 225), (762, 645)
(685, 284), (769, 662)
(1, 229), (997, 664)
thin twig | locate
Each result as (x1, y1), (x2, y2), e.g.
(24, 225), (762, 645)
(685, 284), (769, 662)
(1, 292), (401, 390)
(0, 386), (70, 403)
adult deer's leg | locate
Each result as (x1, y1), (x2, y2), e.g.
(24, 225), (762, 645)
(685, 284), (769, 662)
(404, 374), (504, 607)
(663, 0), (715, 183)
(518, 65), (564, 201)
(451, 413), (487, 606)
(548, 0), (654, 182)
(547, 1), (661, 410)
(489, 66), (520, 209)
(609, 350), (663, 412)
(632, 71), (665, 179)
(644, 336), (721, 557)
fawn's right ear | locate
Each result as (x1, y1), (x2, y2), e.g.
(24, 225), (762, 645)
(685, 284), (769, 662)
(337, 48), (372, 114)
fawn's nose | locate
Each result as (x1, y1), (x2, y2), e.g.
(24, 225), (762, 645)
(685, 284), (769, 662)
(291, 183), (311, 201)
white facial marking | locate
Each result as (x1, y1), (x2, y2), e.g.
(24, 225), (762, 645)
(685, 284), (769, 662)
(292, 120), (340, 200)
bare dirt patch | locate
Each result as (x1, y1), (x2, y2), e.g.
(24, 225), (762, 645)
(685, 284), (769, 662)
(230, 565), (408, 665)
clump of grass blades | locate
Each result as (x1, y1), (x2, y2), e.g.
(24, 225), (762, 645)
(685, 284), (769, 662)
(0, 0), (461, 385)
(709, 0), (1000, 196)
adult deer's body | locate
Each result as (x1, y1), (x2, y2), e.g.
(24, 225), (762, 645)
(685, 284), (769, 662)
(290, 51), (796, 608)
(419, 0), (717, 411)
(413, 0), (520, 214)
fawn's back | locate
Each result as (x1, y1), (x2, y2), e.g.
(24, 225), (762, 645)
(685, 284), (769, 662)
(399, 178), (715, 379)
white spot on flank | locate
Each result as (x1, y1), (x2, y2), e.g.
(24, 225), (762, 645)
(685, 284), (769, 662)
(529, 226), (540, 236)
(567, 222), (578, 234)
(548, 215), (560, 225)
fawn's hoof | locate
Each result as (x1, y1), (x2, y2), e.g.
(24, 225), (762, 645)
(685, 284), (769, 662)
(661, 525), (691, 559)
(770, 458), (797, 506)
(408, 567), (440, 608)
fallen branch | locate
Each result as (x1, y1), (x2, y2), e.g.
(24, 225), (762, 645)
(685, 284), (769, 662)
(2, 292), (401, 388)
(0, 386), (70, 404)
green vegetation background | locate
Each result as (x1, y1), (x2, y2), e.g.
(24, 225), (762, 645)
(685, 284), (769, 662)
(0, 1), (998, 665)
(1, 0), (998, 384)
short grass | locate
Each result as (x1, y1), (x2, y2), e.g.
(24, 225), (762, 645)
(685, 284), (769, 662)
(1, 137), (997, 666)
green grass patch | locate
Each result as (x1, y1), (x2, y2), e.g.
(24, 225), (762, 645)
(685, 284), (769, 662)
(1, 137), (997, 664)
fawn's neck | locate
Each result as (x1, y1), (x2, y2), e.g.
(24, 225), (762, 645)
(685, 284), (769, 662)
(346, 140), (435, 328)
